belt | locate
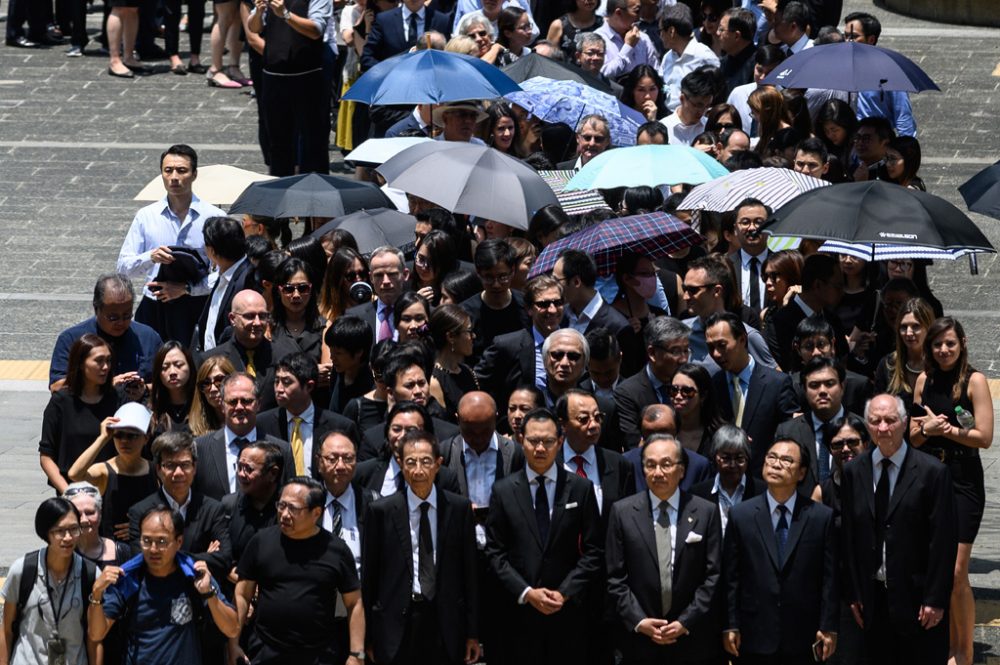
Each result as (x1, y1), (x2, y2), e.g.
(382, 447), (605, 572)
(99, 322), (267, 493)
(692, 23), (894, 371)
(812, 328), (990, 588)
(921, 445), (977, 462)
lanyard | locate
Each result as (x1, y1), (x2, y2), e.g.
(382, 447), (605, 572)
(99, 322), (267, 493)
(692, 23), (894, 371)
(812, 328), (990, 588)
(42, 561), (73, 635)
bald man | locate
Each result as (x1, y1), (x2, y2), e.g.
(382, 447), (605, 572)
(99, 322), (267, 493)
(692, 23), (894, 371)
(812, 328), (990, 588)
(442, 391), (524, 664)
(199, 289), (300, 410)
(623, 404), (714, 493)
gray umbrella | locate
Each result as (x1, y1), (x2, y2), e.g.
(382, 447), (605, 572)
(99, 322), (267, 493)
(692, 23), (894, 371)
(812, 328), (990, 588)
(309, 207), (417, 255)
(376, 142), (559, 230)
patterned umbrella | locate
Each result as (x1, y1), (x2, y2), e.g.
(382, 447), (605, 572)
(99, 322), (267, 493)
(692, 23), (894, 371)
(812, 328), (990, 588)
(677, 167), (831, 212)
(816, 240), (986, 262)
(527, 211), (704, 278)
(539, 170), (608, 215)
(505, 76), (645, 147)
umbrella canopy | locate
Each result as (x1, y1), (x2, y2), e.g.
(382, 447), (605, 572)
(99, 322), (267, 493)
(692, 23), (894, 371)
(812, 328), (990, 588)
(309, 208), (417, 255)
(761, 181), (994, 252)
(677, 167), (831, 212)
(565, 145), (729, 191)
(528, 211), (703, 278)
(228, 173), (393, 218)
(817, 240), (987, 262)
(762, 41), (939, 93)
(502, 52), (614, 95)
(539, 170), (608, 215)
(134, 164), (275, 205)
(505, 77), (645, 147)
(377, 141), (558, 230)
(342, 50), (521, 106)
(345, 137), (433, 166)
(958, 160), (1000, 220)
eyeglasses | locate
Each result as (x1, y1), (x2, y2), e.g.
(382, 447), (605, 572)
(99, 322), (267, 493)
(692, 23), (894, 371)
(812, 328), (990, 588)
(321, 453), (357, 465)
(717, 453), (748, 466)
(50, 526), (83, 539)
(199, 376), (225, 390)
(548, 350), (582, 362)
(799, 339), (831, 353)
(668, 384), (697, 398)
(279, 282), (312, 295)
(160, 460), (194, 472)
(764, 452), (797, 469)
(829, 437), (862, 450)
(643, 459), (682, 471)
(532, 298), (564, 310)
(225, 397), (257, 407)
(682, 283), (717, 295)
(480, 272), (512, 285)
(112, 431), (144, 442)
(403, 456), (437, 469)
(524, 437), (559, 449)
(140, 536), (174, 550)
(736, 217), (765, 228)
(100, 311), (134, 323)
(573, 413), (603, 425)
(763, 271), (782, 281)
(276, 501), (310, 514)
(236, 462), (265, 474)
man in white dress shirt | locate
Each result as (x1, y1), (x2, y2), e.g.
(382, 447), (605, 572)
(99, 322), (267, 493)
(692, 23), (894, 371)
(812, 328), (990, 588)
(657, 4), (719, 111)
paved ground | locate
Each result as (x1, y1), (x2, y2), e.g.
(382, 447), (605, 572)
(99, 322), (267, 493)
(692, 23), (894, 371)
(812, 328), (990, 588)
(1, 0), (1000, 658)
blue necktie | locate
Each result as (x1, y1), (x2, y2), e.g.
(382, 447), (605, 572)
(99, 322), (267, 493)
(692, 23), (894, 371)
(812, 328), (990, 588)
(775, 504), (789, 563)
(534, 477), (550, 545)
(816, 424), (831, 481)
(407, 12), (419, 46)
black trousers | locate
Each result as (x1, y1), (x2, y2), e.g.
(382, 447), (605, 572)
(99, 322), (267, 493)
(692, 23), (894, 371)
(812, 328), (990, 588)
(261, 68), (330, 177)
(864, 584), (949, 665)
(5, 0), (48, 41)
(163, 0), (205, 56)
(384, 598), (454, 665)
(248, 47), (270, 166)
(135, 294), (206, 345)
(738, 653), (814, 665)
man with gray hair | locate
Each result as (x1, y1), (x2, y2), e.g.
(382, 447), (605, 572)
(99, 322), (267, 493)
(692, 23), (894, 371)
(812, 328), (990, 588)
(556, 114), (611, 170)
(49, 273), (163, 391)
(346, 245), (409, 342)
(614, 317), (691, 449)
(541, 328), (590, 405)
(690, 424), (762, 533)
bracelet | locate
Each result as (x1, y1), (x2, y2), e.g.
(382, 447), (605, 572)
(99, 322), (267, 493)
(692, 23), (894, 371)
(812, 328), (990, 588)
(88, 593), (103, 605)
(348, 652), (366, 662)
(282, 7), (291, 18)
(200, 589), (216, 600)
(919, 422), (926, 436)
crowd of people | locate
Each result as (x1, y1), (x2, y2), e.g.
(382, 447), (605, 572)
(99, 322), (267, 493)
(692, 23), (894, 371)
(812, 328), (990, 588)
(1, 0), (994, 664)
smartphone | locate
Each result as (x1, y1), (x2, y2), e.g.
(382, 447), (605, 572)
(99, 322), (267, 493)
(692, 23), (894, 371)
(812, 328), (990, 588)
(812, 638), (824, 662)
(909, 401), (926, 418)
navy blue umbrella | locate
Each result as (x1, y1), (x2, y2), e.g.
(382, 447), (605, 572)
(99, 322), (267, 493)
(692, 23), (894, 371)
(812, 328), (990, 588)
(959, 160), (1000, 220)
(342, 50), (522, 106)
(762, 42), (939, 93)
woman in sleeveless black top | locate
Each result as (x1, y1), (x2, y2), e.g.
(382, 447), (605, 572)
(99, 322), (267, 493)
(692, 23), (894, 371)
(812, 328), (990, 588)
(428, 304), (479, 423)
(911, 317), (993, 665)
(547, 0), (603, 61)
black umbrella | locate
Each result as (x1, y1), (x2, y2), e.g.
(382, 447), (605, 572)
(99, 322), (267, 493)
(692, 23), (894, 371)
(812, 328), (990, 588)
(958, 160), (1000, 220)
(502, 52), (614, 95)
(228, 173), (393, 218)
(761, 181), (995, 252)
(309, 208), (417, 255)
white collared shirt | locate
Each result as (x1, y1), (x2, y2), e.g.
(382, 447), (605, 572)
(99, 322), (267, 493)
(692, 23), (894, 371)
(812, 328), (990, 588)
(568, 292), (604, 334)
(224, 427), (258, 493)
(286, 403), (316, 474)
(660, 38), (721, 110)
(525, 464), (558, 518)
(766, 489), (797, 531)
(401, 6), (425, 42)
(648, 488), (678, 566)
(381, 456), (403, 497)
(325, 488), (361, 574)
(407, 486), (438, 595)
(164, 489), (193, 519)
(739, 249), (768, 310)
(562, 442), (603, 512)
(204, 257), (246, 350)
(711, 472), (746, 533)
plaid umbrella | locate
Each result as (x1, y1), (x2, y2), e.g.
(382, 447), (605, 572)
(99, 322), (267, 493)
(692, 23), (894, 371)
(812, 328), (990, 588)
(527, 211), (704, 278)
(677, 167), (831, 212)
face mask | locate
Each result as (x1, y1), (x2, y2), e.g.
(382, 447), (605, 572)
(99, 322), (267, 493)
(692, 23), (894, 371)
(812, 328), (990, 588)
(633, 275), (658, 299)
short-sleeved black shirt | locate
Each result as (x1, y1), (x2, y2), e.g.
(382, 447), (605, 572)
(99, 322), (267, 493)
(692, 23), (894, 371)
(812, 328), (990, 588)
(237, 526), (360, 651)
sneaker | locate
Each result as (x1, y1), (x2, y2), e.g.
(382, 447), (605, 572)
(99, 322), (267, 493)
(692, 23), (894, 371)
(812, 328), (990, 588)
(66, 46), (83, 57)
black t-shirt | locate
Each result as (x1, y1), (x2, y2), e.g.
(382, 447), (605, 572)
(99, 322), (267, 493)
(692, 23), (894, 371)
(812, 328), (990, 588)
(38, 390), (119, 483)
(464, 291), (530, 361)
(237, 526), (360, 650)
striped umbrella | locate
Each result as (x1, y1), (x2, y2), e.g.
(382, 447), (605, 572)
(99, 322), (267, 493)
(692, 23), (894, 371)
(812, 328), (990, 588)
(527, 211), (703, 278)
(539, 170), (608, 215)
(677, 167), (831, 212)
(817, 240), (987, 262)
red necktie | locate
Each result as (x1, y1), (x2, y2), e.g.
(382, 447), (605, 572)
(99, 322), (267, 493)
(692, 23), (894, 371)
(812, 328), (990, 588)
(572, 455), (587, 478)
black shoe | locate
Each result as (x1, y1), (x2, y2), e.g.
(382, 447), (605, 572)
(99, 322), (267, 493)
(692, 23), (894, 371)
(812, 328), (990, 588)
(187, 61), (208, 74)
(170, 63), (188, 75)
(107, 66), (135, 78)
(29, 35), (62, 46)
(125, 62), (153, 74)
(6, 36), (38, 47)
(136, 44), (168, 60)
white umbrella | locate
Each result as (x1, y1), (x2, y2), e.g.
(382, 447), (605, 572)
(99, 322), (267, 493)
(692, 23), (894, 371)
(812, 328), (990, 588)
(817, 240), (985, 262)
(677, 167), (830, 212)
(346, 137), (434, 165)
(134, 164), (275, 206)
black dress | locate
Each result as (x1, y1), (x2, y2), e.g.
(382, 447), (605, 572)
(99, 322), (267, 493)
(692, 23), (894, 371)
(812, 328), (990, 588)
(556, 14), (603, 60)
(38, 390), (120, 488)
(99, 462), (159, 538)
(432, 363), (480, 423)
(342, 396), (388, 432)
(917, 367), (985, 543)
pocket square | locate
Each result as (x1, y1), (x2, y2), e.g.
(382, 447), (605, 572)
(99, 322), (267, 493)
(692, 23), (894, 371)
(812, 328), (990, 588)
(565, 502), (578, 509)
(685, 532), (703, 544)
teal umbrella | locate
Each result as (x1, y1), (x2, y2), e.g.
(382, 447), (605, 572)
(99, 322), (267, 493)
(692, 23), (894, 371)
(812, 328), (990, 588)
(564, 145), (729, 191)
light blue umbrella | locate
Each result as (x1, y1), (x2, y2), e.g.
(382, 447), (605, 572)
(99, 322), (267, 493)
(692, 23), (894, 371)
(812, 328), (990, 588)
(564, 145), (730, 191)
(505, 76), (645, 147)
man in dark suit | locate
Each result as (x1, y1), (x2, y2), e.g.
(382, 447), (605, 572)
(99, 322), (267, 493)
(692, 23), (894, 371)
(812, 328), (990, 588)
(775, 356), (857, 488)
(689, 424), (762, 535)
(193, 373), (295, 500)
(360, 0), (452, 70)
(553, 249), (630, 341)
(606, 434), (723, 664)
(485, 408), (604, 664)
(726, 200), (769, 315)
(624, 404), (713, 493)
(256, 352), (361, 477)
(556, 115), (611, 170)
(707, 312), (797, 476)
(788, 315), (872, 415)
(192, 216), (257, 353)
(614, 316), (691, 450)
(363, 430), (480, 665)
(345, 246), (409, 344)
(723, 437), (839, 665)
(386, 105), (433, 137)
(475, 274), (564, 416)
(841, 394), (956, 665)
(200, 289), (299, 410)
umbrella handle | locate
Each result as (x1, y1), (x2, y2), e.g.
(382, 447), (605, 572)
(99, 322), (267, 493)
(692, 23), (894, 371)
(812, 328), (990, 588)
(969, 254), (979, 276)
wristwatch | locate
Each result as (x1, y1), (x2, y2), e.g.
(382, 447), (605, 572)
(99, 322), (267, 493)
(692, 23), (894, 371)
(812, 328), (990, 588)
(282, 7), (291, 18)
(348, 652), (365, 661)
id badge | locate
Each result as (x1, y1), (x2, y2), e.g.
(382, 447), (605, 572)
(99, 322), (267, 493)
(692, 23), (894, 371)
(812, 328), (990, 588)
(47, 636), (68, 665)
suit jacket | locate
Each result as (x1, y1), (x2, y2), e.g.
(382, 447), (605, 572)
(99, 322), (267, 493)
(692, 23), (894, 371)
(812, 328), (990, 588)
(606, 491), (723, 662)
(562, 301), (631, 340)
(127, 488), (232, 579)
(357, 416), (460, 462)
(191, 258), (257, 353)
(362, 489), (478, 664)
(556, 157), (579, 171)
(441, 433), (524, 498)
(199, 336), (300, 411)
(764, 300), (849, 371)
(385, 112), (431, 138)
(344, 300), (379, 336)
(625, 446), (713, 493)
(775, 411), (860, 491)
(712, 362), (797, 476)
(791, 369), (872, 416)
(192, 430), (295, 500)
(723, 492), (839, 657)
(474, 328), (536, 415)
(355, 457), (463, 495)
(361, 6), (453, 70)
(613, 367), (662, 450)
(841, 447), (956, 631)
(255, 406), (362, 477)
(557, 445), (635, 532)
(727, 250), (767, 314)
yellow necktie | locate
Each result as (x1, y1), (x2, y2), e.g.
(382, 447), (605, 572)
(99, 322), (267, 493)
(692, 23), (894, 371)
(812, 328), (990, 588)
(291, 416), (305, 475)
(245, 349), (257, 378)
(732, 374), (745, 425)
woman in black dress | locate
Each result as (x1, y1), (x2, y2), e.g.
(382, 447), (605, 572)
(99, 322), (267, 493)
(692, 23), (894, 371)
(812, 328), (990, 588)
(39, 334), (120, 494)
(873, 297), (935, 411)
(428, 305), (480, 423)
(271, 257), (327, 362)
(545, 0), (602, 61)
(911, 317), (994, 665)
(342, 340), (395, 431)
(149, 341), (196, 434)
(669, 363), (725, 456)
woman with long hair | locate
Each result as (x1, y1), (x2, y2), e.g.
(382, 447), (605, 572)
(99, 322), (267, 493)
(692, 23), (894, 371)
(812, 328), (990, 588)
(912, 317), (993, 665)
(507, 237), (537, 291)
(835, 253), (877, 334)
(320, 247), (370, 321)
(612, 252), (666, 336)
(705, 103), (742, 133)
(816, 99), (858, 178)
(271, 257), (326, 361)
(670, 362), (726, 455)
(39, 334), (120, 494)
(411, 230), (458, 306)
(879, 135), (925, 191)
(748, 86), (793, 157)
(428, 305), (480, 422)
(619, 64), (668, 121)
(393, 291), (432, 344)
(440, 270), (484, 306)
(486, 102), (520, 155)
(760, 249), (803, 322)
(149, 341), (196, 434)
(873, 297), (935, 410)
(547, 0), (602, 60)
(188, 355), (236, 436)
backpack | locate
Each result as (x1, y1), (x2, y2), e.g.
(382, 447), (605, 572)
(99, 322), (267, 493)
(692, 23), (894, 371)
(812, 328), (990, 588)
(10, 550), (97, 652)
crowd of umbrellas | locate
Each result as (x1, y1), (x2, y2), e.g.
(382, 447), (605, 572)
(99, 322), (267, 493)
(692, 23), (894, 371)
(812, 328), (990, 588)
(134, 42), (1000, 272)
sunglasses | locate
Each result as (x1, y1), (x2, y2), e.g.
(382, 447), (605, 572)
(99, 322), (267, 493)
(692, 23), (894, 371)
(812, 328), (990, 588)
(112, 431), (144, 441)
(345, 270), (368, 281)
(549, 350), (582, 362)
(279, 282), (312, 295)
(668, 384), (697, 398)
(682, 283), (717, 295)
(533, 298), (564, 310)
(199, 375), (225, 389)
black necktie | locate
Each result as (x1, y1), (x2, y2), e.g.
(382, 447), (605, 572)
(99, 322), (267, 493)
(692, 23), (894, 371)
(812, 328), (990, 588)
(534, 476), (550, 546)
(418, 501), (435, 599)
(775, 504), (789, 563)
(234, 437), (249, 450)
(395, 470), (405, 493)
(748, 256), (760, 310)
(407, 11), (418, 46)
(657, 384), (671, 405)
(330, 499), (343, 537)
(874, 459), (892, 573)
